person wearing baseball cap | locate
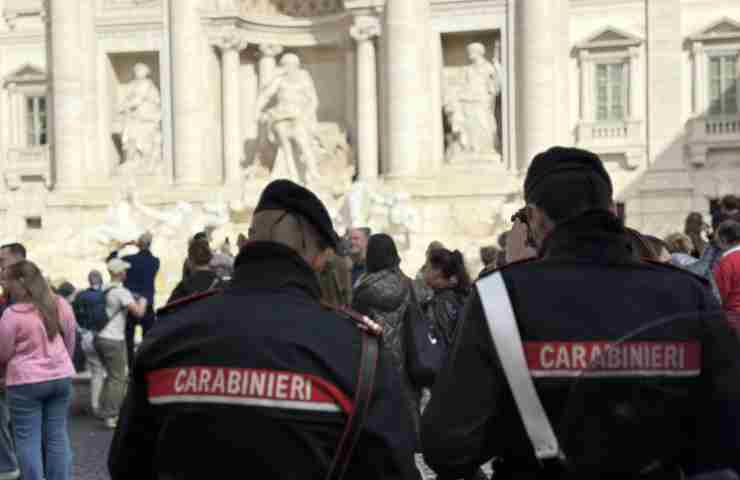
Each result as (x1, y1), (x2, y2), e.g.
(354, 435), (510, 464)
(422, 147), (740, 478)
(96, 257), (148, 429)
(110, 180), (420, 479)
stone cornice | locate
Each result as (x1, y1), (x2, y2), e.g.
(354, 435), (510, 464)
(688, 16), (740, 42)
(203, 13), (354, 46)
(575, 26), (643, 50)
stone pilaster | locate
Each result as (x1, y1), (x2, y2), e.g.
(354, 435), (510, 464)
(213, 27), (248, 185)
(47, 0), (86, 189)
(515, 0), (570, 168)
(170, 0), (206, 186)
(384, 0), (430, 177)
(646, 0), (683, 168)
(350, 17), (381, 181)
(258, 44), (284, 90)
(692, 42), (705, 116)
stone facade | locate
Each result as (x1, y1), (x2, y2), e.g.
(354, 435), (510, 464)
(0, 0), (738, 300)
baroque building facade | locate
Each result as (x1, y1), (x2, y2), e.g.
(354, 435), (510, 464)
(0, 0), (738, 291)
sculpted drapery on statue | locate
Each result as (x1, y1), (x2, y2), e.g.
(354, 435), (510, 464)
(255, 53), (321, 183)
(444, 43), (501, 161)
(116, 63), (162, 171)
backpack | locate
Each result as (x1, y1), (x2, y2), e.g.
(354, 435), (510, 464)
(72, 288), (112, 333)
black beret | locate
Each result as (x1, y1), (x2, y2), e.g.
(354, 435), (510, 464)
(524, 147), (613, 203)
(254, 180), (339, 249)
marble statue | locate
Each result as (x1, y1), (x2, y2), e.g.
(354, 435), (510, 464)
(90, 191), (143, 246)
(117, 63), (162, 170)
(255, 53), (321, 183)
(444, 43), (501, 160)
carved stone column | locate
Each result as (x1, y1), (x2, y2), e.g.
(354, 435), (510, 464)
(515, 0), (570, 168)
(214, 27), (248, 185)
(351, 18), (381, 181)
(258, 44), (284, 90)
(170, 0), (206, 186)
(47, 0), (85, 189)
(384, 0), (430, 176)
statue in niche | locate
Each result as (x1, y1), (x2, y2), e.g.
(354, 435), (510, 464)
(444, 42), (501, 161)
(116, 63), (162, 172)
(255, 53), (321, 183)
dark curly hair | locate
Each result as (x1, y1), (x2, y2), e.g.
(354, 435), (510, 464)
(428, 248), (471, 294)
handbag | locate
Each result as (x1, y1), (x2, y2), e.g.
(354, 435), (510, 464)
(404, 279), (447, 388)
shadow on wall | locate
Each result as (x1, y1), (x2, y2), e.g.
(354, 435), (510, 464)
(600, 54), (737, 237)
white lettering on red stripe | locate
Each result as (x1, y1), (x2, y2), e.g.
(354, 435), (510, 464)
(524, 341), (701, 377)
(147, 367), (352, 414)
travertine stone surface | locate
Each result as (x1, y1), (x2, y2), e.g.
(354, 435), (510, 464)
(1, 0), (740, 296)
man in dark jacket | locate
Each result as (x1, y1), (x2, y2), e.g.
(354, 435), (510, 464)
(108, 232), (160, 371)
(167, 239), (222, 304)
(422, 147), (740, 479)
(109, 180), (420, 480)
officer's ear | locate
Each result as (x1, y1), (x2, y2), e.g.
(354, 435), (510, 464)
(528, 204), (555, 249)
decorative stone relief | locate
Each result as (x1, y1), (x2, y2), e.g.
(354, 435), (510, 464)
(248, 52), (354, 190)
(349, 19), (381, 43)
(211, 26), (248, 52)
(241, 0), (342, 17)
(343, 182), (419, 251)
(112, 63), (163, 175)
(443, 42), (502, 163)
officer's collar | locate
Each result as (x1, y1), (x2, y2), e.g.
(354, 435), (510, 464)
(540, 210), (634, 262)
(231, 241), (322, 300)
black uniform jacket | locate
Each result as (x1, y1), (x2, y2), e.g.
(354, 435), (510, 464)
(422, 211), (740, 479)
(108, 241), (420, 480)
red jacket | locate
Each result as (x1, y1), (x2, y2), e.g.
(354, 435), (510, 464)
(713, 245), (740, 329)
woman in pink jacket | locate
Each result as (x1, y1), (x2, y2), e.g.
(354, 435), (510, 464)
(0, 261), (76, 480)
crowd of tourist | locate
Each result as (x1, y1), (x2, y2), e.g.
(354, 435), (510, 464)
(0, 149), (740, 479)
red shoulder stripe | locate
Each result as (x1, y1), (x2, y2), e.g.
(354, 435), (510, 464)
(156, 289), (221, 316)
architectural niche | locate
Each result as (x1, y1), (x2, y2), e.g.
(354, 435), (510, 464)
(240, 0), (342, 17)
(686, 17), (740, 168)
(574, 26), (644, 170)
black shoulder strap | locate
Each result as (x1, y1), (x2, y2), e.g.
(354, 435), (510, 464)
(325, 329), (380, 480)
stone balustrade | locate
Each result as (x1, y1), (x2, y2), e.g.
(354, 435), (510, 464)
(686, 114), (740, 167)
(4, 145), (51, 190)
(577, 119), (642, 145)
(703, 116), (740, 136)
(575, 119), (644, 169)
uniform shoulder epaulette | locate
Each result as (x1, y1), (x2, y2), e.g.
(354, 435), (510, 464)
(477, 257), (537, 280)
(641, 258), (710, 285)
(156, 289), (221, 316)
(320, 302), (383, 337)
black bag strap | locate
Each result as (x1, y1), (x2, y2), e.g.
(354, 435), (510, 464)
(405, 278), (426, 324)
(325, 319), (380, 480)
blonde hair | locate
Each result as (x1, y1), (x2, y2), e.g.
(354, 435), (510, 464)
(664, 232), (693, 255)
(6, 261), (60, 340)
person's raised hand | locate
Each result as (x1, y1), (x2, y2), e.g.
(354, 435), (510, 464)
(505, 219), (537, 264)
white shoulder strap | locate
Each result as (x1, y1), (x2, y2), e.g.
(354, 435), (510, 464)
(476, 272), (563, 462)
